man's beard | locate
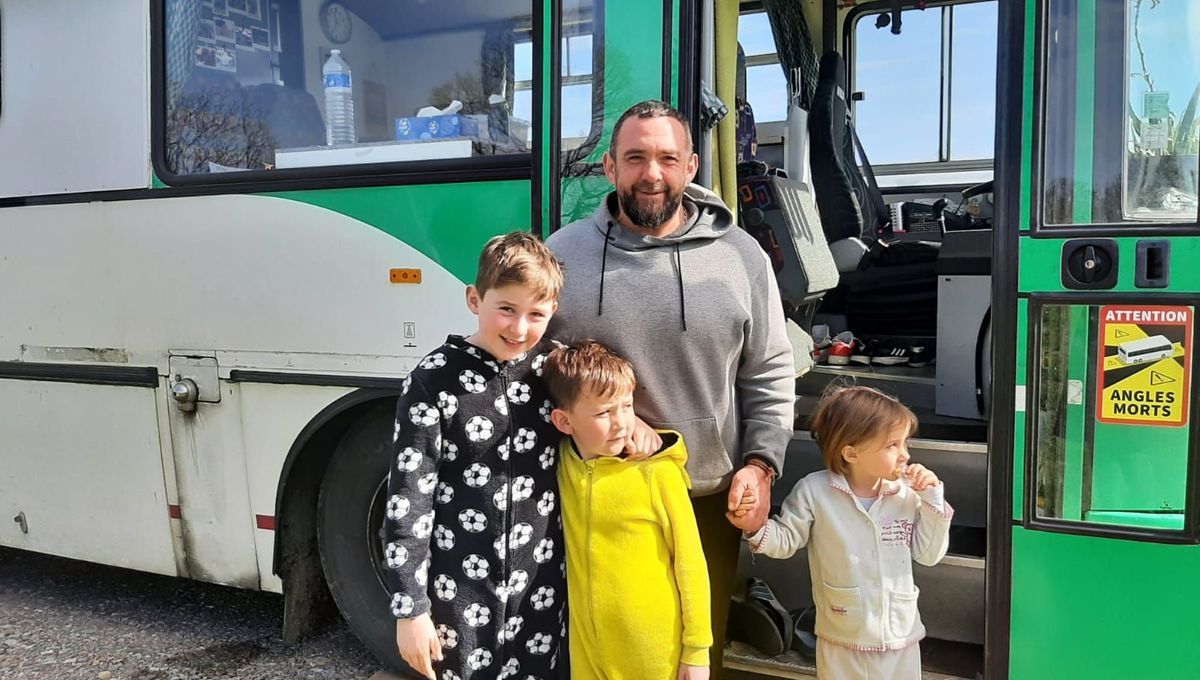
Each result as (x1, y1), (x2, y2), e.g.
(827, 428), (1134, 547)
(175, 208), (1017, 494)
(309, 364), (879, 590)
(617, 184), (684, 230)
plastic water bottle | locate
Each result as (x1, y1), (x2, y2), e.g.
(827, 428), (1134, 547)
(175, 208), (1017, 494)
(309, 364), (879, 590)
(323, 50), (356, 145)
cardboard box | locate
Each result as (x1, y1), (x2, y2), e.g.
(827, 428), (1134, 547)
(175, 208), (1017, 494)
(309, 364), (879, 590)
(395, 114), (482, 141)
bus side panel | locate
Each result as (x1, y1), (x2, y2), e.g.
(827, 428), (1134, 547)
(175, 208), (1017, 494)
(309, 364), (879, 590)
(0, 0), (151, 199)
(238, 382), (358, 593)
(0, 380), (177, 575)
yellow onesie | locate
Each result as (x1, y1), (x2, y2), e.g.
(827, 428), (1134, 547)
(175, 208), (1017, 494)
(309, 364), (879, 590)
(557, 430), (712, 680)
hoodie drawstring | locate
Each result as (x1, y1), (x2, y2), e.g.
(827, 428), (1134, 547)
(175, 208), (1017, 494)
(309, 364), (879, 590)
(674, 243), (687, 331)
(598, 221), (613, 317)
(598, 220), (688, 332)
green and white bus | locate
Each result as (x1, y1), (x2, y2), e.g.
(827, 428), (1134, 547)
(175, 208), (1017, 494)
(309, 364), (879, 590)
(1, 0), (1197, 677)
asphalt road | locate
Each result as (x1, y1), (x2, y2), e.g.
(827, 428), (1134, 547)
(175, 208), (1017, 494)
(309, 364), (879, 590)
(0, 547), (384, 680)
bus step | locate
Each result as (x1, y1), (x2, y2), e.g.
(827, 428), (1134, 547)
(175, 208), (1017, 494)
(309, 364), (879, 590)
(724, 640), (975, 679)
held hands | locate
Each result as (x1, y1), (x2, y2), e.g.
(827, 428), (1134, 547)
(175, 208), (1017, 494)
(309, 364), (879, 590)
(624, 415), (662, 461)
(901, 463), (940, 492)
(396, 614), (441, 680)
(678, 664), (710, 680)
(726, 464), (771, 533)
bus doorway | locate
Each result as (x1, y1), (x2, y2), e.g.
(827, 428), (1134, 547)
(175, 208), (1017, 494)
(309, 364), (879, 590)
(719, 1), (1001, 677)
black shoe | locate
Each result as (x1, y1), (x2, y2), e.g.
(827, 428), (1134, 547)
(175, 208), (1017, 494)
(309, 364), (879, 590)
(908, 343), (936, 368)
(728, 578), (793, 656)
(870, 340), (911, 366)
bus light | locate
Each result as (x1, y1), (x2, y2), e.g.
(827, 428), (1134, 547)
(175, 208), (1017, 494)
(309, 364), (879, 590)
(390, 268), (422, 284)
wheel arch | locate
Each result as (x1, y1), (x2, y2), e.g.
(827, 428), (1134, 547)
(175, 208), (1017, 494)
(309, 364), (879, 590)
(272, 386), (400, 641)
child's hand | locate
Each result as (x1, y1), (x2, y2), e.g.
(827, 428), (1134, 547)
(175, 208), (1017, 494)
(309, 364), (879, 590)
(730, 487), (756, 518)
(396, 613), (441, 680)
(904, 463), (940, 491)
(677, 663), (710, 680)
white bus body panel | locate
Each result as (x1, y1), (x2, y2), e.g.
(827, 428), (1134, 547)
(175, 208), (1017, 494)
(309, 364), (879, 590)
(0, 380), (178, 575)
(0, 195), (470, 587)
(0, 0), (151, 199)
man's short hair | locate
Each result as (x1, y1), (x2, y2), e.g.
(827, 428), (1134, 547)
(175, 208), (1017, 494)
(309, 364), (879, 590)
(808, 386), (918, 475)
(543, 340), (637, 410)
(609, 100), (693, 156)
(475, 231), (564, 302)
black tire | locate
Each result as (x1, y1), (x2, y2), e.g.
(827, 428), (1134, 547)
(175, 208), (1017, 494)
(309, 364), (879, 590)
(317, 402), (415, 676)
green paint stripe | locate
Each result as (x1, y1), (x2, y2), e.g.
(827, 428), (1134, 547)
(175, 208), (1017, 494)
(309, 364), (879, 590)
(1020, 236), (1200, 292)
(540, 0), (555, 234)
(267, 181), (532, 282)
(670, 0), (680, 105)
(1072, 3), (1096, 224)
(1061, 305), (1090, 520)
(1014, 298), (1029, 521)
(1019, 0), (1036, 230)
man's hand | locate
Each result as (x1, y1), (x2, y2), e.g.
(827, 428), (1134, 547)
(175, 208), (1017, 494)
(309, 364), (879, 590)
(624, 415), (662, 461)
(678, 663), (710, 680)
(396, 614), (441, 680)
(726, 463), (771, 532)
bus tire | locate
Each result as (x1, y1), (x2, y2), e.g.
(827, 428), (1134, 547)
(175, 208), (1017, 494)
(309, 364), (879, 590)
(316, 402), (412, 674)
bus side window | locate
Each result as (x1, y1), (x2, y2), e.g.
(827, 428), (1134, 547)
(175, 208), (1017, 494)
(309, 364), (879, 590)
(160, 0), (568, 179)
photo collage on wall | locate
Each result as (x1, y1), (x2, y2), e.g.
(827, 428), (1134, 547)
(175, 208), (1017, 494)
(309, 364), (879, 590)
(194, 0), (279, 74)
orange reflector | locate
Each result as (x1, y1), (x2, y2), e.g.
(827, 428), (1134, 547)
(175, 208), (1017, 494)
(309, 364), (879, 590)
(390, 268), (422, 284)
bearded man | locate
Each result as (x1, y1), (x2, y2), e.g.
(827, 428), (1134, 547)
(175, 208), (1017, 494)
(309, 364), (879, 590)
(546, 99), (794, 678)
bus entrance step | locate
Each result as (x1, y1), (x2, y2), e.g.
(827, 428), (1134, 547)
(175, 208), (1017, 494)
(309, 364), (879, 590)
(723, 641), (974, 679)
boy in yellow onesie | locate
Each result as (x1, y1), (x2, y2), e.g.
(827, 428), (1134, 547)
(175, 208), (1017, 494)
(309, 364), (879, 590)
(543, 340), (712, 680)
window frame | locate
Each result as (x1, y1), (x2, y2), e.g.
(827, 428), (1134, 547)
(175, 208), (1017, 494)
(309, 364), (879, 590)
(1023, 293), (1200, 545)
(514, 5), (605, 155)
(842, 0), (998, 173)
(1030, 0), (1200, 236)
(150, 0), (604, 188)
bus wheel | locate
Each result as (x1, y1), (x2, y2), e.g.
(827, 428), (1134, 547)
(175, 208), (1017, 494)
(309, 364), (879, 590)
(316, 402), (408, 672)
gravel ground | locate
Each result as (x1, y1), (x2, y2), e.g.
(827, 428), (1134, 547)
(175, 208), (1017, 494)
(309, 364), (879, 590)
(0, 547), (385, 680)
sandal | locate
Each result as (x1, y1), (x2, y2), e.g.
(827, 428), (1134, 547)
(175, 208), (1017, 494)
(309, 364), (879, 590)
(727, 577), (793, 656)
(790, 606), (817, 659)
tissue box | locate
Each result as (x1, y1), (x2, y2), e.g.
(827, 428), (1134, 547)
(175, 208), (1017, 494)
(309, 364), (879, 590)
(395, 114), (481, 141)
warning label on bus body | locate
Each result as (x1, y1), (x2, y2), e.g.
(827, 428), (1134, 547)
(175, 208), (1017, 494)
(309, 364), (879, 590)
(1096, 305), (1192, 426)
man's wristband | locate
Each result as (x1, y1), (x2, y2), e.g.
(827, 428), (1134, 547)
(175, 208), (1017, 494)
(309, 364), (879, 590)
(743, 457), (778, 485)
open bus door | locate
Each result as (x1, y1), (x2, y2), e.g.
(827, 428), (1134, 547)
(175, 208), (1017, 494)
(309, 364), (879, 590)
(995, 0), (1200, 677)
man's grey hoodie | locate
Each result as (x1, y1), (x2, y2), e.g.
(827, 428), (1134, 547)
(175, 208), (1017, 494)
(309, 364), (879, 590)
(546, 183), (795, 496)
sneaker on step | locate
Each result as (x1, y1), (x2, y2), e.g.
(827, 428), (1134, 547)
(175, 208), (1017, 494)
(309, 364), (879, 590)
(828, 331), (863, 366)
(908, 342), (936, 368)
(870, 340), (911, 366)
(811, 324), (832, 365)
(850, 337), (873, 366)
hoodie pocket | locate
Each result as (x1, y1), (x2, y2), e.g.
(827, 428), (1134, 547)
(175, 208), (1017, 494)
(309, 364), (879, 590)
(658, 417), (731, 488)
(887, 586), (921, 639)
(819, 583), (864, 640)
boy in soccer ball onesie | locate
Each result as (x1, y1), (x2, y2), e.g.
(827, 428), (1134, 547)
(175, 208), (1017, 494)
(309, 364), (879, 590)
(383, 233), (567, 680)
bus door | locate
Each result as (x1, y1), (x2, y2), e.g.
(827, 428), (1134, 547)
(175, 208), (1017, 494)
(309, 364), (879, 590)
(539, 0), (678, 232)
(999, 1), (1200, 676)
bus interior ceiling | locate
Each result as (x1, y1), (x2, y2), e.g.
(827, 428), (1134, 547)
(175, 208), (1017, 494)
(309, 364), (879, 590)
(730, 0), (993, 672)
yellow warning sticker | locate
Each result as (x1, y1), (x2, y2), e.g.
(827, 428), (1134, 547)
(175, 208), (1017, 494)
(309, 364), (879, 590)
(1096, 305), (1192, 426)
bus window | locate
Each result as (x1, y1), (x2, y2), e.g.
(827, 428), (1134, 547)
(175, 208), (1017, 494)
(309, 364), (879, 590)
(512, 1), (602, 154)
(1032, 303), (1192, 533)
(161, 0), (552, 176)
(850, 1), (998, 167)
(1042, 0), (1199, 226)
(738, 11), (788, 124)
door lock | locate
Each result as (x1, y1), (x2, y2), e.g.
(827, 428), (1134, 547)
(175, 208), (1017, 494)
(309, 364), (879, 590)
(1062, 239), (1118, 290)
(171, 378), (199, 412)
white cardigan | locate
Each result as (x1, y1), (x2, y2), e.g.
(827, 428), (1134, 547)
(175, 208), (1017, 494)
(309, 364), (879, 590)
(747, 470), (953, 652)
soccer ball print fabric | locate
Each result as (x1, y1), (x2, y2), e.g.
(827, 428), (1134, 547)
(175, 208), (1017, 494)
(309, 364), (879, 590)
(383, 335), (566, 679)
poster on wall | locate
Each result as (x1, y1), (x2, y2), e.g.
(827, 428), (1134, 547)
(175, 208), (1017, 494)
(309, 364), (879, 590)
(213, 0), (228, 16)
(1096, 305), (1192, 427)
(236, 26), (255, 51)
(228, 0), (248, 14)
(198, 20), (216, 43)
(245, 0), (262, 21)
(215, 44), (237, 72)
(194, 44), (217, 69)
(215, 16), (236, 41)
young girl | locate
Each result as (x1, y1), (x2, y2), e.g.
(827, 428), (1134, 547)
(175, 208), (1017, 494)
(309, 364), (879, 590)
(743, 386), (952, 680)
